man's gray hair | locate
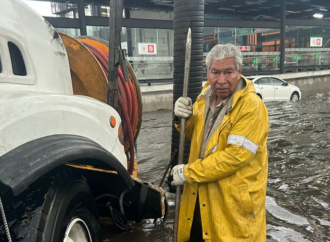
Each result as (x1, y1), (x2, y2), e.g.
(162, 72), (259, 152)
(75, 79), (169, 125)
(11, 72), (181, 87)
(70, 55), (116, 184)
(205, 44), (242, 71)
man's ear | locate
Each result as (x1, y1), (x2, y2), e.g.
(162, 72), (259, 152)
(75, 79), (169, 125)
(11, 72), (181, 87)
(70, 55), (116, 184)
(238, 67), (242, 75)
(206, 67), (210, 78)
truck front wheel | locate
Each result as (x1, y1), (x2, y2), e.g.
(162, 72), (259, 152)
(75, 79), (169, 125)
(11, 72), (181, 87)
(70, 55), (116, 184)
(11, 169), (102, 242)
(41, 171), (102, 242)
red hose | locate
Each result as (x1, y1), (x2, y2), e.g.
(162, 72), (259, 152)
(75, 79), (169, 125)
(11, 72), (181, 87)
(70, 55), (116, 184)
(118, 68), (134, 129)
(82, 42), (137, 175)
(128, 80), (137, 134)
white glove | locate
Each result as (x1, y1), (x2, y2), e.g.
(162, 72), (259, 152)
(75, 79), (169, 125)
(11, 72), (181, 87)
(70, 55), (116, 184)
(174, 97), (192, 119)
(171, 164), (187, 186)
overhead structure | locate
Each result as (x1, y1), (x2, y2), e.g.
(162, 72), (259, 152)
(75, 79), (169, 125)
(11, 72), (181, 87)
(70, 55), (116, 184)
(50, 0), (330, 20)
(43, 0), (330, 78)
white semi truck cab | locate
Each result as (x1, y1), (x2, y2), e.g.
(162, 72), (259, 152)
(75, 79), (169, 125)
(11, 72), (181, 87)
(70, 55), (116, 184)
(0, 1), (166, 241)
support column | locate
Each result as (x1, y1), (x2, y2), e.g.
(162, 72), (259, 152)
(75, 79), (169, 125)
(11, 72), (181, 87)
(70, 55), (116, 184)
(280, 0), (286, 73)
(77, 0), (87, 35)
(108, 0), (123, 109)
(125, 8), (133, 58)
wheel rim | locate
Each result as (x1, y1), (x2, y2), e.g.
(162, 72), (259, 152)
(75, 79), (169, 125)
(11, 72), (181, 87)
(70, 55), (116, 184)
(291, 94), (299, 102)
(63, 218), (92, 242)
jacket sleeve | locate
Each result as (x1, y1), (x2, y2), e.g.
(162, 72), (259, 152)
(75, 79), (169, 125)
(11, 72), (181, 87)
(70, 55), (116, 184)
(184, 97), (269, 183)
(174, 101), (198, 140)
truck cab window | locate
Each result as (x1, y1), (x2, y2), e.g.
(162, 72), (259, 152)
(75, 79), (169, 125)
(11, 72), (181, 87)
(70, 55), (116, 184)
(8, 41), (26, 76)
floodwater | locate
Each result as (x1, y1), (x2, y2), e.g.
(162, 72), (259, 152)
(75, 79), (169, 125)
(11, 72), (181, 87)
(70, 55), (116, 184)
(103, 96), (330, 242)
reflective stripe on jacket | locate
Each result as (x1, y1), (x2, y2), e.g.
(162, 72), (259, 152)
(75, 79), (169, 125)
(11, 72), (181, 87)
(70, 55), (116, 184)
(176, 75), (269, 242)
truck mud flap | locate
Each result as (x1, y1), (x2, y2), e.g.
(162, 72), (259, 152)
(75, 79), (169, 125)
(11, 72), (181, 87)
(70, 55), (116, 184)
(131, 176), (167, 223)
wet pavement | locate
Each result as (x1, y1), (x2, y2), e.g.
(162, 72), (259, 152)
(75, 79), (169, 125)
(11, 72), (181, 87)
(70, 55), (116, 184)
(103, 96), (330, 242)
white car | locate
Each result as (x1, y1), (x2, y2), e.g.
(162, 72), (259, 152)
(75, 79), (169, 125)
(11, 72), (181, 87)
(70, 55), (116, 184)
(247, 76), (302, 102)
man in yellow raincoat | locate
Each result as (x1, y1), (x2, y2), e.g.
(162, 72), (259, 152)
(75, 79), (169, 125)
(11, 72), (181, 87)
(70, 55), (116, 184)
(172, 43), (269, 242)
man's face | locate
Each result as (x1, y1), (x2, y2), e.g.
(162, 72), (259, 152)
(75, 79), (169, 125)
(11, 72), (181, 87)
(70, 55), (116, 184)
(207, 57), (242, 102)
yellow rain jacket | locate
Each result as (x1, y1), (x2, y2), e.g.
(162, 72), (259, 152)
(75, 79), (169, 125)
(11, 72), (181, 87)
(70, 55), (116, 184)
(176, 75), (269, 242)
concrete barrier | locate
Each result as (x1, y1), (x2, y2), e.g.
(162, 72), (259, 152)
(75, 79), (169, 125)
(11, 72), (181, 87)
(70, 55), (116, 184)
(140, 70), (330, 112)
(275, 70), (330, 98)
(140, 84), (173, 112)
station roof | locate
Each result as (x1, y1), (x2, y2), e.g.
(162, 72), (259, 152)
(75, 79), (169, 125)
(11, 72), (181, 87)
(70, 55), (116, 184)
(127, 0), (330, 20)
(38, 0), (330, 20)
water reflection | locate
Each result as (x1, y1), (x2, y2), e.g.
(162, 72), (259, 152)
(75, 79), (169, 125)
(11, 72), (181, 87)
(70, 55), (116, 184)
(104, 96), (330, 242)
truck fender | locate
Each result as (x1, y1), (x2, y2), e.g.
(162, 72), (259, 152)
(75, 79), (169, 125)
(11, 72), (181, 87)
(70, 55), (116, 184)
(0, 134), (134, 196)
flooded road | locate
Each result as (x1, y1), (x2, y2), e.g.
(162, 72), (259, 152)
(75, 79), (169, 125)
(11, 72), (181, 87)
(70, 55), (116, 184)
(104, 96), (330, 242)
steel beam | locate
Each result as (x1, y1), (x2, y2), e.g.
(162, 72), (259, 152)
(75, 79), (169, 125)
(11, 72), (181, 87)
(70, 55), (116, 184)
(77, 0), (87, 35)
(44, 17), (80, 28)
(286, 19), (330, 27)
(204, 19), (280, 28)
(125, 8), (133, 58)
(44, 17), (330, 30)
(85, 16), (173, 29)
(107, 0), (123, 109)
(280, 0), (286, 74)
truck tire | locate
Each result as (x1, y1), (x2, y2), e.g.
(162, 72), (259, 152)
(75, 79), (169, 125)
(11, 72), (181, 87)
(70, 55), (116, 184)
(41, 170), (102, 242)
(12, 168), (102, 242)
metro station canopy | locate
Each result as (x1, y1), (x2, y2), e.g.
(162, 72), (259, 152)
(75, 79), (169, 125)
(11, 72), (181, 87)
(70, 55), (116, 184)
(125, 0), (330, 20)
(36, 0), (330, 77)
(41, 0), (330, 20)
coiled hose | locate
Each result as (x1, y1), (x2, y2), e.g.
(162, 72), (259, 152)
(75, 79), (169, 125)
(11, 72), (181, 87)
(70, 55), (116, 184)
(82, 42), (138, 175)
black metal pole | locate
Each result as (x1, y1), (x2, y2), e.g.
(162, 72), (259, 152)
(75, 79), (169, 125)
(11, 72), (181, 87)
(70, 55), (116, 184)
(108, 0), (123, 109)
(77, 0), (87, 35)
(125, 8), (133, 58)
(173, 29), (191, 242)
(280, 0), (286, 73)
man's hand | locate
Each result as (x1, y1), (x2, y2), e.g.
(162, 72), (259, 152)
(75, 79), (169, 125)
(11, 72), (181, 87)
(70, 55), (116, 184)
(174, 97), (192, 119)
(171, 164), (187, 186)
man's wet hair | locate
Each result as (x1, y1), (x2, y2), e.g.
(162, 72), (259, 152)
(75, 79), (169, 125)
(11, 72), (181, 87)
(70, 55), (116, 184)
(205, 43), (242, 71)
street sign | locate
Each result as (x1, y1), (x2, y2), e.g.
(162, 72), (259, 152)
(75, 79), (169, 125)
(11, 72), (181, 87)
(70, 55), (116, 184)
(219, 31), (233, 38)
(138, 43), (157, 55)
(237, 28), (251, 36)
(310, 37), (323, 47)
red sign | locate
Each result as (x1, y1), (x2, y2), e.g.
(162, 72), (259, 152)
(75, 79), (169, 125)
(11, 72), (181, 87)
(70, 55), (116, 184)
(310, 37), (323, 47)
(238, 46), (251, 51)
(138, 43), (157, 55)
(148, 45), (154, 53)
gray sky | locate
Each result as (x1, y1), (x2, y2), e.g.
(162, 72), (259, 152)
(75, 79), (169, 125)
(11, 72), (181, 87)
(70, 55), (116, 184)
(23, 0), (55, 16)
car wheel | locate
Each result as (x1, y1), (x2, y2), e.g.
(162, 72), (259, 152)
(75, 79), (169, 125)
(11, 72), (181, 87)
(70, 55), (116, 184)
(290, 92), (299, 102)
(257, 93), (263, 100)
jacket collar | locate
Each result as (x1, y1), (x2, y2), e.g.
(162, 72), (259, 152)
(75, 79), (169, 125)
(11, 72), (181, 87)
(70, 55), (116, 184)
(231, 75), (256, 110)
